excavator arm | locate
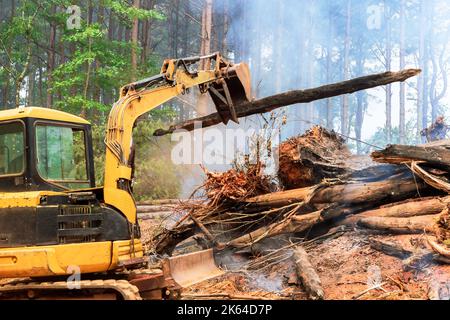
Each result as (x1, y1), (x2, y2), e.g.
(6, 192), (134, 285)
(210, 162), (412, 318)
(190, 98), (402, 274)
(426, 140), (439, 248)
(103, 53), (251, 224)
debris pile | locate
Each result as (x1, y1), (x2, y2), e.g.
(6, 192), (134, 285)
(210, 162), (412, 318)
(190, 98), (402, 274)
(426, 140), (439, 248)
(202, 162), (273, 206)
(147, 127), (450, 300)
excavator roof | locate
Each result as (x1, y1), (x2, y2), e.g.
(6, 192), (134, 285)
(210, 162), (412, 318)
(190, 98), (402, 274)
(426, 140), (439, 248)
(0, 107), (90, 125)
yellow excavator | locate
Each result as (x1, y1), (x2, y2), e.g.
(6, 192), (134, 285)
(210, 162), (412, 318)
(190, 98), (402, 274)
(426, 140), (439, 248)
(0, 53), (251, 299)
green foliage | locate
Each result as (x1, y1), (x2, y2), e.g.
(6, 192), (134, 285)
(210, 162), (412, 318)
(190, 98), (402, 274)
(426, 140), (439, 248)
(104, 0), (165, 22)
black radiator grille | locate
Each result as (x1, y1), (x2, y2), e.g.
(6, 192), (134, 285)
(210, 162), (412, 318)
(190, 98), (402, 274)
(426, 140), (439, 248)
(58, 205), (103, 244)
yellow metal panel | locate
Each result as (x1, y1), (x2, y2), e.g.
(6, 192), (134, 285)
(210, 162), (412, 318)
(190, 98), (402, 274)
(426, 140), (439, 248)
(0, 191), (64, 208)
(0, 240), (143, 278)
(0, 107), (90, 125)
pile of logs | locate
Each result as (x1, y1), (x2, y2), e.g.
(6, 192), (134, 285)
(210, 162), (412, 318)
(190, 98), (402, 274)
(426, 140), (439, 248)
(153, 129), (450, 268)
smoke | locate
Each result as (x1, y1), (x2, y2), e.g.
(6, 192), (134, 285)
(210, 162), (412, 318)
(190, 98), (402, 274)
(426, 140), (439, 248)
(226, 0), (450, 146)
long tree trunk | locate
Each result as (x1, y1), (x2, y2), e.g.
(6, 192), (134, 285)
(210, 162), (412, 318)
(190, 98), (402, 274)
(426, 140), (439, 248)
(131, 0), (140, 82)
(27, 65), (35, 106)
(222, 0), (229, 54)
(2, 0), (16, 108)
(154, 69), (421, 136)
(385, 1), (392, 143)
(196, 0), (213, 116)
(417, 0), (426, 142)
(326, 9), (334, 129)
(355, 40), (365, 154)
(46, 5), (57, 108)
(399, 0), (406, 144)
(341, 0), (351, 136)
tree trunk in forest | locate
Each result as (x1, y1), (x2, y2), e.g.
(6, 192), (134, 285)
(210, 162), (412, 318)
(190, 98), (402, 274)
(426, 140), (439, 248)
(399, 0), (406, 144)
(341, 0), (351, 136)
(307, 4), (315, 127)
(385, 1), (392, 143)
(131, 0), (140, 82)
(417, 0), (425, 142)
(46, 5), (57, 108)
(27, 65), (35, 106)
(2, 0), (16, 108)
(38, 65), (43, 106)
(326, 10), (333, 129)
(275, 2), (284, 94)
(197, 0), (213, 116)
(222, 0), (229, 55)
(15, 41), (33, 107)
(355, 40), (365, 155)
(355, 90), (364, 154)
(418, 0), (431, 139)
(154, 69), (421, 136)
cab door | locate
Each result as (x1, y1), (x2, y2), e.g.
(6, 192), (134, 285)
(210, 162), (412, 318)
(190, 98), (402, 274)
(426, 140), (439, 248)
(0, 120), (27, 192)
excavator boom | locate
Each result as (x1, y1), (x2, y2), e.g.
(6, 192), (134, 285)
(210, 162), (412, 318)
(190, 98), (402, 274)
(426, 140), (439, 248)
(103, 52), (251, 225)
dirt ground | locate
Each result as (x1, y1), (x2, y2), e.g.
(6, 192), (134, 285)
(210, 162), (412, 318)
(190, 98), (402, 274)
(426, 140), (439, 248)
(143, 220), (450, 300)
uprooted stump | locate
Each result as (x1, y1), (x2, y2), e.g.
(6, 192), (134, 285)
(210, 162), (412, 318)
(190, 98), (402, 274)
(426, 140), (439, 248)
(278, 126), (351, 189)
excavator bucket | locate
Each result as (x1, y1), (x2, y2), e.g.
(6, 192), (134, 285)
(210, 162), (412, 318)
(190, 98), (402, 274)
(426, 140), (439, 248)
(209, 62), (252, 125)
(162, 249), (224, 288)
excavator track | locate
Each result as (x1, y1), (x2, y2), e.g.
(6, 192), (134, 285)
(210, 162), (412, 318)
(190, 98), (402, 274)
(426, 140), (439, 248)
(0, 279), (142, 300)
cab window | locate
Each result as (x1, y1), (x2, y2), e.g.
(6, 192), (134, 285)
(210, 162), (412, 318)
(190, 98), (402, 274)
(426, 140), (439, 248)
(0, 122), (25, 176)
(36, 124), (89, 189)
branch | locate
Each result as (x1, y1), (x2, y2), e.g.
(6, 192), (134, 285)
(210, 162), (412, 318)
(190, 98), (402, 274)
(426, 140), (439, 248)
(153, 69), (421, 136)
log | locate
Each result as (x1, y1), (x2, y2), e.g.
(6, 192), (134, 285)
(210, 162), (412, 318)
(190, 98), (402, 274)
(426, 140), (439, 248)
(224, 210), (323, 248)
(355, 197), (449, 219)
(137, 199), (186, 205)
(224, 205), (363, 249)
(293, 246), (324, 300)
(372, 144), (450, 169)
(358, 216), (437, 234)
(154, 69), (421, 136)
(246, 174), (427, 209)
(338, 197), (448, 227)
(138, 211), (173, 220)
(420, 139), (450, 149)
(427, 238), (450, 258)
(369, 238), (413, 259)
(137, 205), (175, 213)
(155, 174), (433, 254)
(311, 177), (425, 205)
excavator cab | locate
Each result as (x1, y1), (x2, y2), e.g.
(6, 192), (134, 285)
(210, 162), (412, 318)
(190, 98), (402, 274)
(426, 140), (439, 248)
(0, 107), (96, 193)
